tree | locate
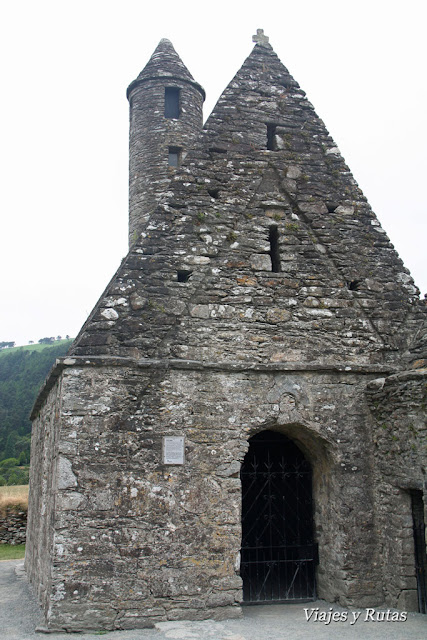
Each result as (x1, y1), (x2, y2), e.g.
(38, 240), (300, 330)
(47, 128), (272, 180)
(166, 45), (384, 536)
(0, 458), (19, 470)
(0, 341), (15, 349)
(8, 472), (20, 486)
(18, 450), (29, 465)
(4, 433), (17, 459)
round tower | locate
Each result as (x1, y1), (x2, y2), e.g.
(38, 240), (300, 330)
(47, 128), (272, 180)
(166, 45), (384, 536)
(127, 39), (205, 246)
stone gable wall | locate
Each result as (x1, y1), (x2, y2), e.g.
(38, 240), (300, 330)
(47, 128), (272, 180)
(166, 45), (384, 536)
(70, 43), (425, 364)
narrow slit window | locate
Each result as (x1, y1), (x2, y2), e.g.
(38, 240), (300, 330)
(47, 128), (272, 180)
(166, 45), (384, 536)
(269, 225), (281, 272)
(165, 87), (180, 119)
(177, 270), (192, 282)
(267, 124), (278, 151)
(207, 188), (220, 199)
(168, 147), (181, 167)
(348, 279), (361, 291)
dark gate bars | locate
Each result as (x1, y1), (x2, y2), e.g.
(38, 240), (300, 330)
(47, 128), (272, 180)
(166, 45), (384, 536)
(240, 431), (317, 603)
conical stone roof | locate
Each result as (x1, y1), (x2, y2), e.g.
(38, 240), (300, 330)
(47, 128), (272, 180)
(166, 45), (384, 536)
(127, 38), (205, 98)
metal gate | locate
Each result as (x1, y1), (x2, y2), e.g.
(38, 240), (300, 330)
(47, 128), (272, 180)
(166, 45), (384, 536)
(240, 430), (317, 603)
(411, 490), (427, 614)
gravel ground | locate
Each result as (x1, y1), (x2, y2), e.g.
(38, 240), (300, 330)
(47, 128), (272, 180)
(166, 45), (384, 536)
(1, 560), (426, 639)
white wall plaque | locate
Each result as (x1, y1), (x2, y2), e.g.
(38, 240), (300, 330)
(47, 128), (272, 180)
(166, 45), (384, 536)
(162, 436), (185, 465)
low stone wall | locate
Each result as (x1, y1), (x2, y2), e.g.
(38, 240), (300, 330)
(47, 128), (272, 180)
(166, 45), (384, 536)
(0, 506), (27, 545)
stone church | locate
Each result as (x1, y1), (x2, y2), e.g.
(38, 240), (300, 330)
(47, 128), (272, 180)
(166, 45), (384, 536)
(26, 31), (427, 631)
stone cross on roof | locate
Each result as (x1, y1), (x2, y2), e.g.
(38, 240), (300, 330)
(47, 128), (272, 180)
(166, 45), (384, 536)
(252, 29), (269, 47)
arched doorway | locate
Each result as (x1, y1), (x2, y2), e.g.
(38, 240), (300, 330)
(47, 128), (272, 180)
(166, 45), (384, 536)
(240, 430), (317, 603)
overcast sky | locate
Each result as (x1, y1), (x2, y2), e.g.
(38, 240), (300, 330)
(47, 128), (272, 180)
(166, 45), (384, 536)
(1, 0), (425, 346)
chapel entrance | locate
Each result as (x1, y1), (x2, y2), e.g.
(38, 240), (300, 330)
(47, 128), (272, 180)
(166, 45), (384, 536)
(240, 430), (316, 603)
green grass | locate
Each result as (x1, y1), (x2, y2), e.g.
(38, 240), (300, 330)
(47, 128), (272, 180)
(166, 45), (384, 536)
(0, 339), (72, 360)
(0, 544), (25, 560)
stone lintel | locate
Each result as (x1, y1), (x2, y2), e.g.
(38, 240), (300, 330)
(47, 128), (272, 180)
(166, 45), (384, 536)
(137, 358), (396, 375)
(31, 355), (397, 421)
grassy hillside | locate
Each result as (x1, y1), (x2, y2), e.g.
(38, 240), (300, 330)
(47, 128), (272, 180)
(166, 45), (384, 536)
(0, 340), (72, 483)
(0, 339), (72, 359)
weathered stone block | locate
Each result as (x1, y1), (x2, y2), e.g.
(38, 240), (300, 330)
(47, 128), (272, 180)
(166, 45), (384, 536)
(397, 589), (419, 612)
(250, 254), (271, 271)
(57, 457), (77, 490)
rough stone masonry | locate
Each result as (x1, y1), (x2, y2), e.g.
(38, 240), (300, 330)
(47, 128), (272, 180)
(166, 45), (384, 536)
(25, 32), (427, 631)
